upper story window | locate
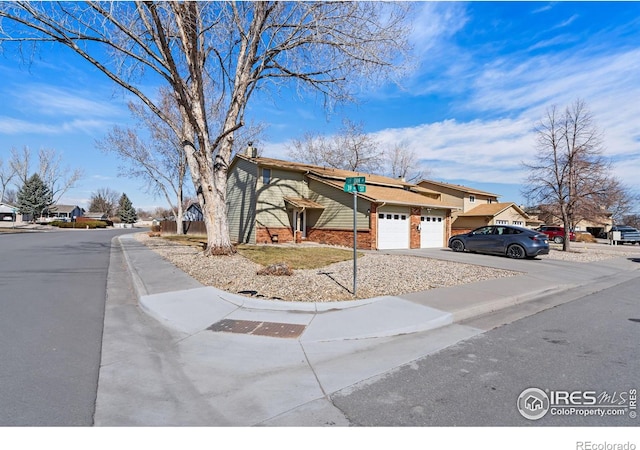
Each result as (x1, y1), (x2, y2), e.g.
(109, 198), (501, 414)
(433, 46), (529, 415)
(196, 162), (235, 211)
(469, 195), (476, 203)
(487, 198), (493, 204)
(262, 168), (271, 185)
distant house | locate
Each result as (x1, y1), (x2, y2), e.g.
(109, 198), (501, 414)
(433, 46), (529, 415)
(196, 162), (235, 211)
(527, 205), (613, 237)
(45, 205), (84, 221)
(183, 203), (203, 221)
(452, 202), (539, 234)
(226, 153), (455, 250)
(0, 201), (18, 221)
(417, 180), (539, 233)
(83, 212), (108, 221)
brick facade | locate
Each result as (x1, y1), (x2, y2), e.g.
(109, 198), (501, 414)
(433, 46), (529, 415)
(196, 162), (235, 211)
(452, 227), (473, 236)
(306, 228), (374, 250)
(410, 207), (421, 249)
(256, 226), (295, 244)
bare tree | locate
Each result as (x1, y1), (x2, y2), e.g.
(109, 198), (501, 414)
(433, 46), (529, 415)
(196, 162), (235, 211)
(0, 156), (17, 202)
(88, 187), (120, 217)
(97, 88), (190, 234)
(385, 142), (427, 183)
(600, 180), (638, 225)
(288, 119), (384, 173)
(9, 147), (83, 204)
(522, 99), (620, 251)
(0, 2), (411, 255)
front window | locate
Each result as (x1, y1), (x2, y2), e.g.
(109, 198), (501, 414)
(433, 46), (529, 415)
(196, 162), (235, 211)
(262, 168), (271, 185)
(469, 195), (475, 203)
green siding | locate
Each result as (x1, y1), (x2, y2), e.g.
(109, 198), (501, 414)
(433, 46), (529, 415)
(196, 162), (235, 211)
(308, 180), (370, 229)
(227, 158), (258, 243)
(256, 168), (310, 228)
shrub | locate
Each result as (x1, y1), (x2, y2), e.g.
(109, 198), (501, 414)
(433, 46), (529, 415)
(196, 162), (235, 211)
(256, 262), (293, 276)
(51, 220), (108, 229)
(575, 231), (597, 243)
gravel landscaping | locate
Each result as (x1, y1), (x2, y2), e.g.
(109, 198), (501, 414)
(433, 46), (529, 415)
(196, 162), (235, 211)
(134, 233), (639, 302)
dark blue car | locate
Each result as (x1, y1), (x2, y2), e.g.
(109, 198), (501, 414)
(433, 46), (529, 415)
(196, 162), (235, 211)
(448, 225), (550, 259)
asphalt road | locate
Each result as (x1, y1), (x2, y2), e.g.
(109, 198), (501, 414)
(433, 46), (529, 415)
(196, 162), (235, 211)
(331, 272), (640, 426)
(0, 228), (136, 426)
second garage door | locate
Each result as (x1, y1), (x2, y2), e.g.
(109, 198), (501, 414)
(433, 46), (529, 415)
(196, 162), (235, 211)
(377, 207), (410, 249)
(420, 211), (445, 248)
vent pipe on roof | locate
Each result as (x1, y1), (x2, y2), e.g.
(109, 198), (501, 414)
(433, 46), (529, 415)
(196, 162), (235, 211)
(246, 142), (257, 158)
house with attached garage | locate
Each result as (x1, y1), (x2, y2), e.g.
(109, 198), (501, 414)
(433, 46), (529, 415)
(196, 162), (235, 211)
(417, 180), (538, 234)
(226, 152), (456, 250)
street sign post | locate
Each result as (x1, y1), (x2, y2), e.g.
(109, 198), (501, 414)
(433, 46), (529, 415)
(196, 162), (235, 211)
(343, 178), (366, 295)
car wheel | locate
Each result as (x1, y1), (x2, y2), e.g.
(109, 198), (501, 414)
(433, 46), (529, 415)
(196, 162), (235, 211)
(553, 236), (564, 244)
(450, 239), (465, 252)
(507, 244), (526, 259)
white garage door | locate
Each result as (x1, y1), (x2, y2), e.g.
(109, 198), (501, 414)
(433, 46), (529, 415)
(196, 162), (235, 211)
(378, 208), (410, 249)
(420, 211), (445, 248)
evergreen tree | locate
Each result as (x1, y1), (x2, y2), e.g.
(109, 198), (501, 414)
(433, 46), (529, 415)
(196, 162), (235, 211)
(17, 173), (53, 222)
(118, 193), (138, 224)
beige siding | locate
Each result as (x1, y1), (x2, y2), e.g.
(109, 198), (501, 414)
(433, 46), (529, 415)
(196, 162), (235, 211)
(492, 208), (528, 226)
(308, 179), (370, 229)
(227, 158), (258, 243)
(256, 168), (310, 228)
(463, 194), (496, 213)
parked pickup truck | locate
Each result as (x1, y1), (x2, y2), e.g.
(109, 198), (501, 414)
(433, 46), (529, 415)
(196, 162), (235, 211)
(609, 225), (640, 245)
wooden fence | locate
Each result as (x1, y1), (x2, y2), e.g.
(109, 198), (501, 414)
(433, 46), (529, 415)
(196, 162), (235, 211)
(160, 221), (207, 235)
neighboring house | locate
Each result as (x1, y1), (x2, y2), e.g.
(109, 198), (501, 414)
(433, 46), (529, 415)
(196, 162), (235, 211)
(183, 203), (204, 221)
(417, 180), (500, 217)
(45, 205), (84, 221)
(226, 153), (456, 250)
(527, 205), (613, 237)
(452, 202), (538, 235)
(0, 201), (18, 221)
(83, 212), (108, 221)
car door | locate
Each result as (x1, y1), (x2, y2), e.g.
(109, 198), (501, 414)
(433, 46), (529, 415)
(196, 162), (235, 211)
(465, 226), (496, 252)
(488, 226), (511, 253)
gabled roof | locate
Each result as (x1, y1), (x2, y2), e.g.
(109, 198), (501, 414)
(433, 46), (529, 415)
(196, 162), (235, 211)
(237, 155), (441, 194)
(309, 175), (451, 209)
(48, 204), (83, 214)
(457, 202), (529, 218)
(235, 154), (456, 210)
(0, 202), (17, 213)
(283, 197), (325, 209)
(418, 179), (500, 198)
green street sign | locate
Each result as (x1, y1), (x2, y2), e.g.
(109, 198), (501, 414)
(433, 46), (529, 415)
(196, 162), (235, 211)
(345, 176), (365, 185)
(343, 183), (366, 193)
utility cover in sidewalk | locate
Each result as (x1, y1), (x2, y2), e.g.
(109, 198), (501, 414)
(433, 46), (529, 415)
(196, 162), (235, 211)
(207, 319), (306, 338)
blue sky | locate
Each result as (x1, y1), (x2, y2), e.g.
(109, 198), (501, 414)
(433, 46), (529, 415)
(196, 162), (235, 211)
(1, 2), (639, 214)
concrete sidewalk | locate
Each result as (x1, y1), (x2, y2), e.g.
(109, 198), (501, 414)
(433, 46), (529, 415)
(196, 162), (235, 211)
(94, 234), (640, 426)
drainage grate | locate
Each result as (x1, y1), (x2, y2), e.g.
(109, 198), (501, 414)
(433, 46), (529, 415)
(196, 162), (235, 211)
(207, 319), (306, 338)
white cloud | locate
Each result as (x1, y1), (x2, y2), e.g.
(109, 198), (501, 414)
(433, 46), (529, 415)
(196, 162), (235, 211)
(0, 116), (113, 136)
(15, 84), (124, 118)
